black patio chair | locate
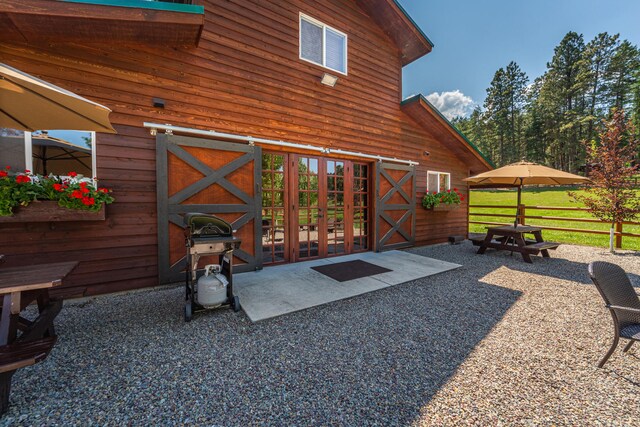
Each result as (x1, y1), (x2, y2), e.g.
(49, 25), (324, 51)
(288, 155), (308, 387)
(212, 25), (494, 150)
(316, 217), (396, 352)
(588, 261), (640, 368)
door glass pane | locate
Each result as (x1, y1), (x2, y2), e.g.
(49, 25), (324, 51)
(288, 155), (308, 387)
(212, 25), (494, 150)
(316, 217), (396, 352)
(297, 157), (320, 260)
(309, 158), (318, 174)
(326, 160), (346, 256)
(353, 163), (369, 251)
(262, 153), (287, 264)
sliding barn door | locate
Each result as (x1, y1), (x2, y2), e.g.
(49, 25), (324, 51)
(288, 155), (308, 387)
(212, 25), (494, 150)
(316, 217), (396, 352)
(374, 162), (416, 251)
(156, 134), (262, 284)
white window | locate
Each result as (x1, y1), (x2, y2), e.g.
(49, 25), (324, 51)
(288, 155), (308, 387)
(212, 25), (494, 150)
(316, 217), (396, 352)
(0, 128), (96, 181)
(427, 171), (451, 193)
(299, 13), (347, 75)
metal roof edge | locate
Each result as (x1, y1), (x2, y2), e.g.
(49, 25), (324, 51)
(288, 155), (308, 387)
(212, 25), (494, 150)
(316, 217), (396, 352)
(401, 94), (495, 169)
(392, 0), (434, 48)
(60, 0), (204, 14)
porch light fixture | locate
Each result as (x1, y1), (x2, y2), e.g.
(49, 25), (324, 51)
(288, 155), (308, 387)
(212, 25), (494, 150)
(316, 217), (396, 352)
(320, 73), (338, 87)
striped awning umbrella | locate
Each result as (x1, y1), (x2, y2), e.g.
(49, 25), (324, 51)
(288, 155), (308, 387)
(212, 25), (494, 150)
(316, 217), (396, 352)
(0, 62), (116, 133)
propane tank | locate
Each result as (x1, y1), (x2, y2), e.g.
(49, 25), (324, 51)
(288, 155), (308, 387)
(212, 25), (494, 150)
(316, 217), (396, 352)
(197, 264), (229, 308)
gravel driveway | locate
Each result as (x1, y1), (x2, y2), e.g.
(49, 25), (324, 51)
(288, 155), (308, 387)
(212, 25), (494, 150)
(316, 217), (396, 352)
(4, 243), (640, 426)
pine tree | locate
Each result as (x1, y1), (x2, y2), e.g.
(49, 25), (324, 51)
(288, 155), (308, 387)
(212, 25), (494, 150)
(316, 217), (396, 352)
(504, 61), (529, 162)
(606, 41), (640, 112)
(483, 63), (528, 166)
(540, 32), (588, 172)
(524, 77), (549, 163)
(582, 33), (620, 141)
(484, 68), (509, 165)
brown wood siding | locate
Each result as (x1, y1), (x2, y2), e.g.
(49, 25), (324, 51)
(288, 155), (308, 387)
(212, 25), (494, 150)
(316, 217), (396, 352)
(0, 0), (477, 296)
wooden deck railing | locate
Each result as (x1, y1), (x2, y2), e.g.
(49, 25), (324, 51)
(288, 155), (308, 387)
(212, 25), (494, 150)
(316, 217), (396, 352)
(469, 204), (640, 249)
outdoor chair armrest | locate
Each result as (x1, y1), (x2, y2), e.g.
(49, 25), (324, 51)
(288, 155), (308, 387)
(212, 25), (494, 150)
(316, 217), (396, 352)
(607, 305), (640, 314)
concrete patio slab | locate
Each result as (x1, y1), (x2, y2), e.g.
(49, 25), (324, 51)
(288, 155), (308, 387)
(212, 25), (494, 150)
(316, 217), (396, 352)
(234, 250), (461, 321)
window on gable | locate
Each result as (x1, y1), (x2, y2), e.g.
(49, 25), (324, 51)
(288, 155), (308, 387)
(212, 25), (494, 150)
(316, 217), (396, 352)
(300, 14), (347, 75)
(427, 171), (451, 193)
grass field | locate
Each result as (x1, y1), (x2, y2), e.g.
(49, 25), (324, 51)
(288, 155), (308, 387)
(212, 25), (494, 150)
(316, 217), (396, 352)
(469, 187), (640, 251)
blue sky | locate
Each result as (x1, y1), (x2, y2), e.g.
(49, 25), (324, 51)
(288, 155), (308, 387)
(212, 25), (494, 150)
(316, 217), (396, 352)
(399, 0), (640, 119)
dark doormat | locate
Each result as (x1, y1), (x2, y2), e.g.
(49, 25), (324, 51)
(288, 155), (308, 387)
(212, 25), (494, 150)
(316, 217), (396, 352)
(311, 259), (392, 282)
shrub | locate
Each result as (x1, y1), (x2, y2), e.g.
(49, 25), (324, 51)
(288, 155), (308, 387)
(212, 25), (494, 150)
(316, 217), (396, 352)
(0, 167), (114, 216)
(422, 188), (464, 209)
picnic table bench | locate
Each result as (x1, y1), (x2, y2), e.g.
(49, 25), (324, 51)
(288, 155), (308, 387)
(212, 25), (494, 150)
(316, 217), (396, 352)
(0, 261), (78, 415)
(473, 225), (560, 263)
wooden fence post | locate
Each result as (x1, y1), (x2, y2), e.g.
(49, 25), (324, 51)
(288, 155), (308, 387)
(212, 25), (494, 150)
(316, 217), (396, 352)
(519, 204), (526, 225)
(616, 222), (623, 249)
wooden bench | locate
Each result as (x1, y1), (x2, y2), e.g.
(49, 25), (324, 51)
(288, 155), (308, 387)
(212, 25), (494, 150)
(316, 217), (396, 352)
(0, 336), (57, 413)
(469, 233), (487, 246)
(0, 336), (57, 374)
(471, 234), (558, 249)
(469, 233), (513, 247)
(525, 241), (560, 251)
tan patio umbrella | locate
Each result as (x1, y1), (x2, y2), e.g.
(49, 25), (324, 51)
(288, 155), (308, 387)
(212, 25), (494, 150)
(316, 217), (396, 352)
(0, 62), (116, 133)
(464, 161), (590, 227)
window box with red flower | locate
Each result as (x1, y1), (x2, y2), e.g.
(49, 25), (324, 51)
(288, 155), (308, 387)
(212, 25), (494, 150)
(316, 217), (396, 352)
(422, 188), (464, 211)
(0, 167), (114, 222)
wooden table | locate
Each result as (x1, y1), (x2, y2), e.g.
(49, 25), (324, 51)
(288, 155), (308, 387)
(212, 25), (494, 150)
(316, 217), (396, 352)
(476, 225), (559, 263)
(0, 261), (78, 414)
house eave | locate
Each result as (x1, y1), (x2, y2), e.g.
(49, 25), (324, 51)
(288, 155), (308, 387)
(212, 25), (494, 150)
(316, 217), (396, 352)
(401, 94), (494, 174)
(356, 0), (433, 66)
(0, 0), (204, 48)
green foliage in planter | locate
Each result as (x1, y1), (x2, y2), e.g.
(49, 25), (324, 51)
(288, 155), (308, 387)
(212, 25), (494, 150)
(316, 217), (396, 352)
(0, 167), (114, 216)
(422, 188), (464, 209)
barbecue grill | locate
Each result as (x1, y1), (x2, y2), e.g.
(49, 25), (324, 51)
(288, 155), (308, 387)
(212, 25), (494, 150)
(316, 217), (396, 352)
(184, 213), (241, 321)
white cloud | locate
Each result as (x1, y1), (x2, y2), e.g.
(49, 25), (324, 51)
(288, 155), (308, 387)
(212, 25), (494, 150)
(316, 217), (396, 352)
(425, 90), (476, 120)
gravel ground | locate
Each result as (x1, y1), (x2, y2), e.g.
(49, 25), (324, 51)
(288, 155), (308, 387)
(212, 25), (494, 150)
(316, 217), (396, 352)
(4, 243), (640, 426)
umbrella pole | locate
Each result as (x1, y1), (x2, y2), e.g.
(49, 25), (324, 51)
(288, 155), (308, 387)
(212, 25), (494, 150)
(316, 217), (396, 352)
(514, 178), (523, 228)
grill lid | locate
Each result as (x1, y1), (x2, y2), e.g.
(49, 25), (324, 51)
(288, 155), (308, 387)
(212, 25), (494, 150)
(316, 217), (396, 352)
(184, 213), (233, 237)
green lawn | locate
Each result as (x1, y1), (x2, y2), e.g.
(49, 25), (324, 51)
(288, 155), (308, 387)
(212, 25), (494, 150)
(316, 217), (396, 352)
(469, 187), (640, 250)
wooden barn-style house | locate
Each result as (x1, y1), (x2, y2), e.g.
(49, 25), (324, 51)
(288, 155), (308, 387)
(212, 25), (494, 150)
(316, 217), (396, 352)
(0, 0), (492, 296)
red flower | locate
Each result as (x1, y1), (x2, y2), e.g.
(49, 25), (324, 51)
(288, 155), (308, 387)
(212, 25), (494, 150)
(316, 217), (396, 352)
(82, 196), (95, 206)
(447, 189), (451, 193)
(5, 166), (10, 170)
(460, 196), (465, 201)
(53, 183), (64, 191)
(0, 171), (7, 178)
(68, 171), (78, 178)
(432, 191), (437, 195)
(453, 188), (458, 192)
(24, 169), (31, 174)
(98, 188), (109, 193)
(15, 175), (30, 184)
(71, 190), (83, 199)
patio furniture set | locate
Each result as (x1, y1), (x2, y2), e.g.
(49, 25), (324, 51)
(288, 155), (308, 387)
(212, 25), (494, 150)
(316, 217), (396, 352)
(471, 225), (560, 263)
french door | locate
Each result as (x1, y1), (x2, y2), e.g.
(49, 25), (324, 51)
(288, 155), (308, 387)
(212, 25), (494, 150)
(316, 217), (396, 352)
(261, 153), (371, 264)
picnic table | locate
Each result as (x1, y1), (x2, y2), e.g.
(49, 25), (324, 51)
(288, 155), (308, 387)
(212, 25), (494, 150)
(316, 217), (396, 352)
(0, 261), (78, 415)
(474, 225), (560, 263)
